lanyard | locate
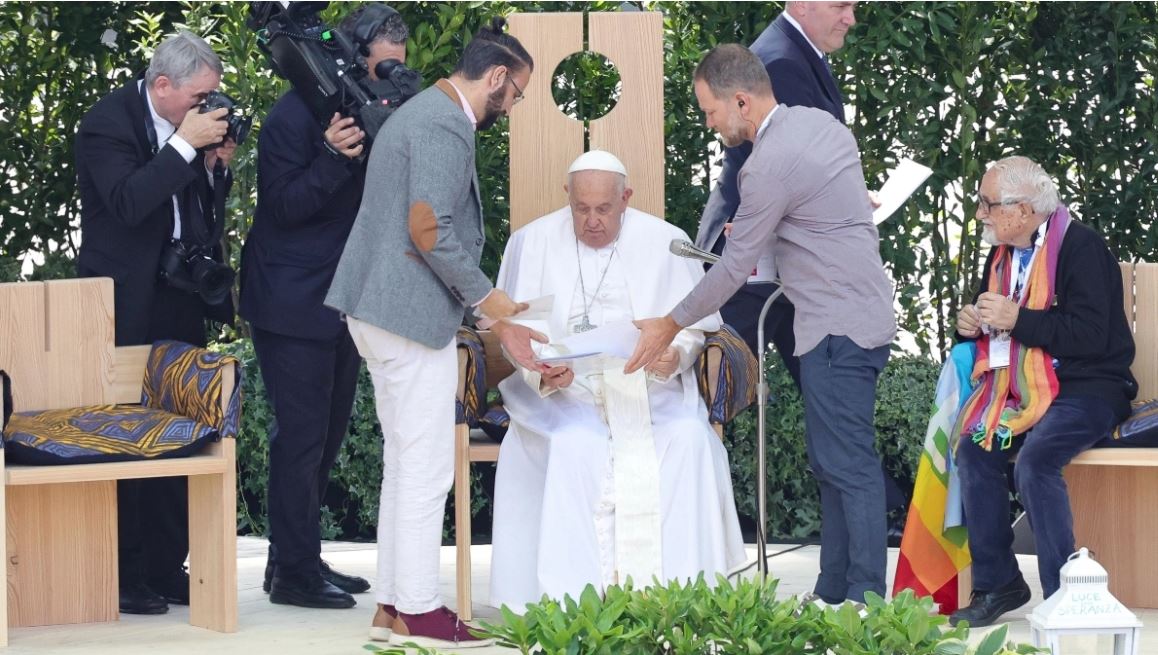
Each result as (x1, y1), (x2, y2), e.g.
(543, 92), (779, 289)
(1008, 226), (1045, 304)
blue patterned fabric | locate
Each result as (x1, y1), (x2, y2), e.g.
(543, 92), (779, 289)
(3, 405), (217, 464)
(696, 325), (760, 425)
(479, 404), (511, 442)
(143, 340), (241, 439)
(1097, 398), (1158, 447)
(456, 327), (486, 427)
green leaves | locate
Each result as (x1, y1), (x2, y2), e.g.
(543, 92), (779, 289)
(449, 578), (1042, 655)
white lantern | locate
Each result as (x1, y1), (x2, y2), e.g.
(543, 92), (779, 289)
(1028, 547), (1142, 654)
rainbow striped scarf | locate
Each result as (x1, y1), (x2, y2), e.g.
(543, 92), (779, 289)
(953, 205), (1071, 451)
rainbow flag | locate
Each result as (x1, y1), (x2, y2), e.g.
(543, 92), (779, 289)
(893, 342), (976, 614)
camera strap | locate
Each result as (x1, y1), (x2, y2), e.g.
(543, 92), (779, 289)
(138, 79), (159, 156)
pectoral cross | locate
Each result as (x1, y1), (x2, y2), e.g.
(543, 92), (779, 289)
(574, 314), (596, 333)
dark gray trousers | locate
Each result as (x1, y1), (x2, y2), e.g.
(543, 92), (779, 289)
(799, 335), (890, 603)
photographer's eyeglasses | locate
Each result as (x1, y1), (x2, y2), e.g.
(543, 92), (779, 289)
(507, 76), (525, 105)
(977, 194), (1024, 213)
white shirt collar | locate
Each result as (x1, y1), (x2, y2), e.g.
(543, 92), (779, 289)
(756, 104), (780, 139)
(139, 79), (176, 144)
(782, 12), (826, 60)
(444, 79), (478, 131)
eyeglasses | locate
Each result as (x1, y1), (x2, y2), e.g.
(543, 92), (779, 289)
(506, 75), (525, 104)
(977, 194), (1024, 213)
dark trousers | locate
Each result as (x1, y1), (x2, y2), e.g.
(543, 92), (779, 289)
(118, 286), (206, 587)
(799, 335), (890, 603)
(957, 395), (1118, 597)
(252, 326), (361, 576)
(721, 285), (906, 512)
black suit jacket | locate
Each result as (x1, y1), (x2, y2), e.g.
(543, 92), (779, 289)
(239, 90), (364, 341)
(75, 79), (233, 346)
(695, 13), (846, 252)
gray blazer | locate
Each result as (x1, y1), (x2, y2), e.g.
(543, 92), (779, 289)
(325, 80), (491, 349)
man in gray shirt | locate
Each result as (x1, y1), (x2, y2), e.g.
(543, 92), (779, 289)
(628, 44), (896, 605)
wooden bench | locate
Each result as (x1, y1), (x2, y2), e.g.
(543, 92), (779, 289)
(0, 278), (238, 646)
(1064, 261), (1158, 608)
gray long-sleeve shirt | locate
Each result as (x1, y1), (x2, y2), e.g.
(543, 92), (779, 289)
(671, 105), (896, 356)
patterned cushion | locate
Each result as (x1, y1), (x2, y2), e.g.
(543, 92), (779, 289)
(3, 405), (218, 465)
(1097, 398), (1158, 448)
(478, 404), (511, 442)
(456, 326), (486, 427)
(143, 340), (241, 439)
(696, 324), (760, 425)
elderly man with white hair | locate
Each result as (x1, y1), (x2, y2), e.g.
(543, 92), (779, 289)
(949, 155), (1137, 627)
(488, 150), (746, 610)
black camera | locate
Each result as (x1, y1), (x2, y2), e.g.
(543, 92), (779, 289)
(198, 90), (252, 149)
(247, 2), (422, 152)
(159, 239), (235, 305)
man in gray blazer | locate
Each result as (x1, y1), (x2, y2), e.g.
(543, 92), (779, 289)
(325, 17), (540, 649)
(629, 44), (896, 608)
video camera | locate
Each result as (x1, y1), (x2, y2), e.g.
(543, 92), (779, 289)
(246, 1), (422, 153)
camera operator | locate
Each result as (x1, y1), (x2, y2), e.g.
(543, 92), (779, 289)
(238, 5), (408, 610)
(75, 30), (238, 616)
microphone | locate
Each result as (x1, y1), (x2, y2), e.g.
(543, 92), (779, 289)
(669, 239), (720, 264)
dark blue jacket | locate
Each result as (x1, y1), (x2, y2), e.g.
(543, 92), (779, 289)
(239, 90), (365, 340)
(694, 14), (845, 251)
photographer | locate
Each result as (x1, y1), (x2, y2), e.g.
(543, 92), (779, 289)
(238, 5), (408, 610)
(75, 30), (238, 615)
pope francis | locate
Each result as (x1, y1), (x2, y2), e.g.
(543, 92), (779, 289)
(488, 150), (746, 610)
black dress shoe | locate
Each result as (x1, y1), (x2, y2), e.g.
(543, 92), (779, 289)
(320, 560), (370, 594)
(263, 556), (274, 594)
(270, 571), (356, 609)
(149, 568), (190, 605)
(120, 583), (169, 615)
(950, 574), (1032, 627)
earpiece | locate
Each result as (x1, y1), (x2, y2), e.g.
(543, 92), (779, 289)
(738, 100), (746, 108)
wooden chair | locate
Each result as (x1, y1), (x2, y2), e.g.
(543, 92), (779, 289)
(0, 278), (238, 646)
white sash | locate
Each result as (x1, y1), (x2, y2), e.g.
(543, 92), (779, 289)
(602, 362), (663, 586)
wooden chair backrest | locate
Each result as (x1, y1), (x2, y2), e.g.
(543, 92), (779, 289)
(1123, 262), (1158, 400)
(507, 11), (664, 232)
(1, 279), (117, 412)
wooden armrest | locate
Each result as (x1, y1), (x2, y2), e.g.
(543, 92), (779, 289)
(111, 345), (152, 404)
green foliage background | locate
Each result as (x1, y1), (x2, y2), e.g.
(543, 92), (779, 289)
(2, 2), (1156, 540)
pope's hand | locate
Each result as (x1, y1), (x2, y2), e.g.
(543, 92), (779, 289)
(624, 315), (682, 374)
(644, 346), (680, 379)
(541, 365), (574, 390)
(478, 289), (527, 321)
(492, 319), (549, 372)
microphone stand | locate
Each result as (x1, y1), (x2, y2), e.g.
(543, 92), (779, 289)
(669, 239), (783, 578)
(753, 282), (783, 577)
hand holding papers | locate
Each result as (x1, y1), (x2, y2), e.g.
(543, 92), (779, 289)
(872, 158), (934, 225)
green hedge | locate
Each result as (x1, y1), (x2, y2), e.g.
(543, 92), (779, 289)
(219, 337), (939, 542)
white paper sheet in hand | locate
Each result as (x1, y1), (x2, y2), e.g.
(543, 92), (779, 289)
(552, 321), (641, 361)
(872, 158), (934, 225)
(513, 294), (554, 320)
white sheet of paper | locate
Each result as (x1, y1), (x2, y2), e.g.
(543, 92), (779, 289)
(535, 351), (601, 365)
(513, 294), (554, 320)
(872, 158), (934, 225)
(747, 250), (777, 284)
(553, 321), (641, 361)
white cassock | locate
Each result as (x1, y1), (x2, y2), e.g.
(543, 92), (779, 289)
(488, 206), (746, 611)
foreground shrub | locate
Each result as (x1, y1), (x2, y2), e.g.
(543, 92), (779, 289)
(369, 577), (1042, 654)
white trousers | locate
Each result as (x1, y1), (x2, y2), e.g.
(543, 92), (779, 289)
(347, 317), (457, 614)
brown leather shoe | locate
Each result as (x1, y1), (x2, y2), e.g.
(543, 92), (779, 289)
(388, 606), (494, 649)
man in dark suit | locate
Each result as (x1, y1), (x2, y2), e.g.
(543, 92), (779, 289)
(75, 30), (237, 615)
(239, 5), (408, 610)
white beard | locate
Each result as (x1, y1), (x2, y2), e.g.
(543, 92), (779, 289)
(981, 226), (999, 246)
